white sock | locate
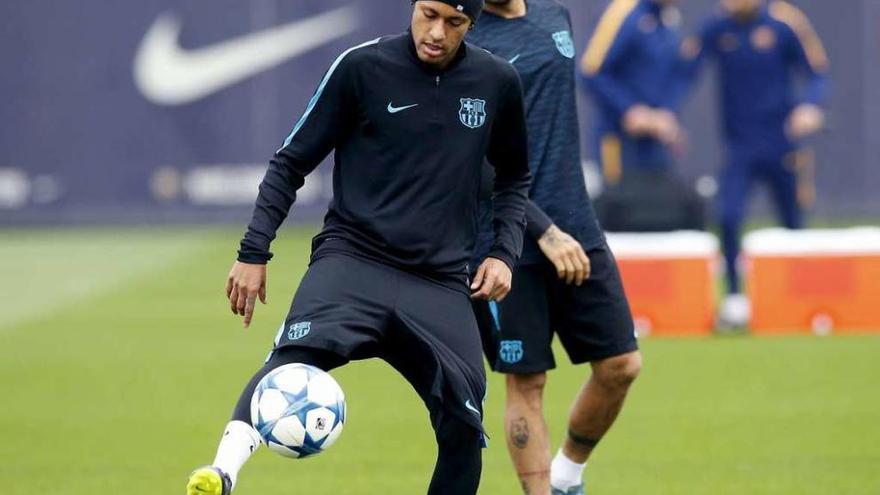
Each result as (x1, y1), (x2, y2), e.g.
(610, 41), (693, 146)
(212, 420), (262, 489)
(550, 449), (587, 490)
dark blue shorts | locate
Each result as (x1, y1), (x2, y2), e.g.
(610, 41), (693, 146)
(272, 253), (486, 433)
(473, 244), (638, 374)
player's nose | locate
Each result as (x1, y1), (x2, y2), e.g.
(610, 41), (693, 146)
(428, 20), (446, 42)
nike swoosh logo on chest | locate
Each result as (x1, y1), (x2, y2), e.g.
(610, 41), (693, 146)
(387, 102), (419, 114)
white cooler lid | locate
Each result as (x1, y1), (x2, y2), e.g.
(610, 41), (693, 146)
(605, 231), (719, 259)
(743, 227), (880, 256)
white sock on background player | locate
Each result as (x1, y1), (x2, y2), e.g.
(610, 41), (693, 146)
(550, 449), (587, 490)
(212, 421), (262, 488)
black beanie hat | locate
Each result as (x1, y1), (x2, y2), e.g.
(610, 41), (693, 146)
(413, 0), (484, 23)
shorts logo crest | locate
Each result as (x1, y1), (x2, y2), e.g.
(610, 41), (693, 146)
(459, 98), (487, 129)
(552, 31), (575, 59)
(499, 340), (524, 364)
(288, 321), (311, 340)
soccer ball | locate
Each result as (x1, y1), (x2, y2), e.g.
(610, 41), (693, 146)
(250, 363), (346, 458)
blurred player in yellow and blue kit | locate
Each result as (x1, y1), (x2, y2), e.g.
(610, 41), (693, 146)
(680, 0), (829, 326)
(581, 0), (688, 186)
(581, 0), (708, 233)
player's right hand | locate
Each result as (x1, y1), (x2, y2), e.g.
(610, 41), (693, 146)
(652, 109), (684, 147)
(537, 225), (590, 286)
(471, 257), (513, 302)
(622, 104), (655, 137)
(226, 261), (267, 329)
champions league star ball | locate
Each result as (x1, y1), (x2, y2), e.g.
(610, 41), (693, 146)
(250, 363), (346, 458)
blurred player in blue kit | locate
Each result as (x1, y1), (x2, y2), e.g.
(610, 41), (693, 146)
(680, 0), (830, 326)
(581, 0), (705, 232)
(581, 0), (687, 184)
(469, 1), (642, 494)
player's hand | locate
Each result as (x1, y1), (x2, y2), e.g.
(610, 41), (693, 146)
(226, 261), (267, 329)
(622, 105), (656, 137)
(652, 109), (684, 147)
(470, 257), (513, 302)
(537, 225), (591, 286)
(786, 104), (824, 140)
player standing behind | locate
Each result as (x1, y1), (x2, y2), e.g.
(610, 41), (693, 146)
(186, 1), (532, 494)
(581, 0), (687, 187)
(680, 0), (830, 327)
(469, 1), (642, 494)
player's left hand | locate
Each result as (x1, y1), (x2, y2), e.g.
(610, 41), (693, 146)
(787, 104), (824, 140)
(470, 257), (513, 302)
(537, 225), (591, 286)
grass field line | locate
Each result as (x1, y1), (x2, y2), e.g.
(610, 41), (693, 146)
(0, 231), (215, 332)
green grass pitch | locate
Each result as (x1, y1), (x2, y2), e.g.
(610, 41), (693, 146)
(1, 227), (878, 494)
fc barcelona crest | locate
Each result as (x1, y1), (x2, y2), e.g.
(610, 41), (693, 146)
(552, 30), (575, 59)
(499, 340), (524, 364)
(459, 98), (487, 129)
(288, 321), (311, 340)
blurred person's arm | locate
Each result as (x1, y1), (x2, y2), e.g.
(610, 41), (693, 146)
(664, 19), (717, 114)
(652, 20), (722, 151)
(580, 4), (641, 127)
(230, 52), (358, 327)
(770, 1), (830, 139)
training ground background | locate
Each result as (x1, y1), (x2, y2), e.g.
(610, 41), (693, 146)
(2, 227), (878, 494)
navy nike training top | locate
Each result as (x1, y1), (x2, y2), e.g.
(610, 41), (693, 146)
(238, 32), (532, 287)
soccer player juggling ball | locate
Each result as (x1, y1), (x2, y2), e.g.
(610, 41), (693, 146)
(186, 1), (532, 494)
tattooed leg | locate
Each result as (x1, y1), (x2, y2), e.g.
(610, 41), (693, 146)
(511, 417), (530, 449)
(562, 352), (642, 462)
(505, 373), (552, 495)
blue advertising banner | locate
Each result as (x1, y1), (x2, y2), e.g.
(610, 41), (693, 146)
(0, 0), (876, 224)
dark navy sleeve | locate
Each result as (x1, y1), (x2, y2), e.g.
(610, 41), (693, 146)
(778, 16), (830, 106)
(524, 200), (553, 239)
(667, 19), (717, 111)
(581, 8), (640, 120)
(238, 53), (358, 264)
(485, 72), (532, 270)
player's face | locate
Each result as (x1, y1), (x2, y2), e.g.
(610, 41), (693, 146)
(484, 0), (513, 5)
(411, 1), (472, 68)
(721, 0), (762, 16)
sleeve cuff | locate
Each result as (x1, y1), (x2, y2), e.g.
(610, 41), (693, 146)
(487, 249), (516, 272)
(525, 201), (553, 239)
(237, 249), (272, 265)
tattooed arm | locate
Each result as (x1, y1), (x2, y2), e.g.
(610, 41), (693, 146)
(537, 224), (591, 286)
(525, 200), (591, 285)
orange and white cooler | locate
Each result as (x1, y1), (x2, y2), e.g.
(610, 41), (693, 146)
(743, 228), (880, 334)
(605, 232), (719, 337)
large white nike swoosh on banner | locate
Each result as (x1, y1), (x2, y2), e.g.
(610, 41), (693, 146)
(134, 6), (360, 106)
